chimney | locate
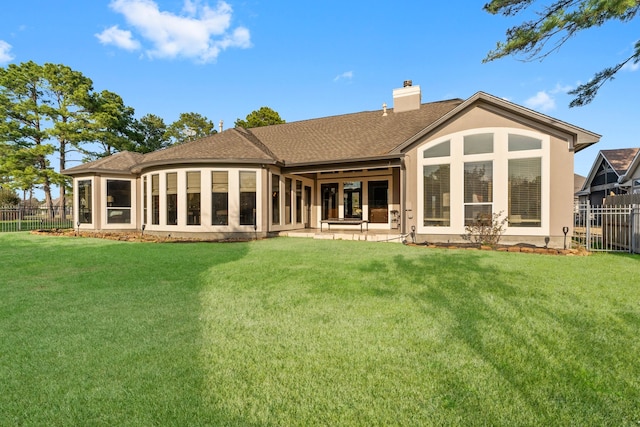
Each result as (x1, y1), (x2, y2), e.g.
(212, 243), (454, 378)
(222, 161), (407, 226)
(219, 119), (224, 133)
(393, 80), (421, 113)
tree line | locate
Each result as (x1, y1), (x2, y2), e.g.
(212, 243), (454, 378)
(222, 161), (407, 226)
(0, 61), (284, 210)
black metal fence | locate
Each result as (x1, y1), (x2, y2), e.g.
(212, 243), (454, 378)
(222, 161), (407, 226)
(0, 206), (73, 233)
(574, 202), (640, 253)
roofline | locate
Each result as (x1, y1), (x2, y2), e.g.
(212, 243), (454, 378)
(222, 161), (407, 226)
(580, 151), (607, 192)
(392, 91), (601, 154)
(579, 149), (635, 192)
(282, 154), (403, 174)
(132, 157), (281, 174)
(62, 167), (134, 176)
(617, 149), (640, 183)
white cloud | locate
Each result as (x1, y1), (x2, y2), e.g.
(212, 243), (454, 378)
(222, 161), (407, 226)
(95, 25), (141, 51)
(525, 91), (556, 112)
(102, 0), (251, 62)
(622, 61), (639, 72)
(334, 71), (353, 82)
(0, 40), (14, 63)
(550, 82), (573, 94)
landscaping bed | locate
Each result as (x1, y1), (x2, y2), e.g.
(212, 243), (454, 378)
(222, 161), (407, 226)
(413, 241), (589, 256)
(31, 229), (589, 255)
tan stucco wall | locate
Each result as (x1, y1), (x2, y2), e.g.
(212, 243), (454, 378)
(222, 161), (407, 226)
(403, 105), (577, 248)
(549, 134), (575, 241)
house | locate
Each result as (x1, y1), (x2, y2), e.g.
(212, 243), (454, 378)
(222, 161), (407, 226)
(617, 149), (640, 195)
(574, 173), (586, 205)
(577, 148), (640, 205)
(63, 82), (600, 248)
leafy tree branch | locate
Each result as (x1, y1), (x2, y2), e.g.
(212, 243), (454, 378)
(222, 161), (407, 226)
(484, 0), (640, 106)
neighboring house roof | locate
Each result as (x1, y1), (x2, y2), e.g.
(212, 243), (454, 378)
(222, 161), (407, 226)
(574, 174), (586, 195)
(601, 148), (640, 175)
(63, 91), (600, 176)
(617, 148), (640, 186)
(579, 148), (640, 193)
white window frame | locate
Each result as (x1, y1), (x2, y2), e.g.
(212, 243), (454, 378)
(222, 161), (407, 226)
(101, 177), (137, 230)
(75, 177), (95, 229)
(316, 169), (395, 230)
(417, 128), (549, 237)
(141, 168), (263, 233)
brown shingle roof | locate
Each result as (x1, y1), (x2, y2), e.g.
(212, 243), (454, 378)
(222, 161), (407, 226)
(250, 99), (463, 164)
(136, 128), (276, 170)
(63, 99), (463, 175)
(601, 148), (640, 175)
(62, 151), (144, 174)
(63, 93), (598, 175)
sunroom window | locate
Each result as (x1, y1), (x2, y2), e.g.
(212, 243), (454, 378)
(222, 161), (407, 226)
(464, 161), (493, 226)
(166, 172), (177, 225)
(186, 171), (201, 225)
(463, 133), (493, 155)
(106, 179), (131, 224)
(272, 174), (280, 225)
(423, 140), (450, 158)
(212, 171), (229, 225)
(240, 171), (256, 226)
(508, 134), (542, 151)
(509, 158), (541, 227)
(423, 165), (450, 226)
(142, 176), (147, 225)
(78, 179), (92, 224)
(151, 174), (159, 225)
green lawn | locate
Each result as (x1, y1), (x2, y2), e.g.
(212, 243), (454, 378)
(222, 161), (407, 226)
(1, 233), (638, 426)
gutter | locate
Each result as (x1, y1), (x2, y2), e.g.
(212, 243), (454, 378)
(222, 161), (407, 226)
(131, 157), (281, 174)
(282, 154), (403, 174)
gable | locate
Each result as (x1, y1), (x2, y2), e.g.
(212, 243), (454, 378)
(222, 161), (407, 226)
(600, 148), (639, 175)
(395, 92), (599, 155)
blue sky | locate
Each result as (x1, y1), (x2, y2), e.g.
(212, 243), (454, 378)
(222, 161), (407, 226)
(1, 0), (638, 177)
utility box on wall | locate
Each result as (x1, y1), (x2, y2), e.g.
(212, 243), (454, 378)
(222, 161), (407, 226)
(390, 210), (399, 229)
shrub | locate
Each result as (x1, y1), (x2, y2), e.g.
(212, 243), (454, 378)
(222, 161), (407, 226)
(462, 211), (508, 246)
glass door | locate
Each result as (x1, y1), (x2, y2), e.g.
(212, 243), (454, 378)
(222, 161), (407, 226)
(321, 183), (339, 220)
(304, 186), (311, 228)
(343, 181), (362, 219)
(368, 181), (388, 223)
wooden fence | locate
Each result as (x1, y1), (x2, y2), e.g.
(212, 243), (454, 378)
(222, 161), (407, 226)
(0, 206), (73, 233)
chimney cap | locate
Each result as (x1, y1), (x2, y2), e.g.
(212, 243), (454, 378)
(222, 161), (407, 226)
(403, 80), (412, 87)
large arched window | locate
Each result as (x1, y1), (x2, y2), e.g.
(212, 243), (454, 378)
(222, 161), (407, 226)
(418, 128), (547, 235)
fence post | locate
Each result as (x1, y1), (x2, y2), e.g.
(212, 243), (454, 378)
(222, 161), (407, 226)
(585, 200), (591, 252)
(632, 206), (636, 254)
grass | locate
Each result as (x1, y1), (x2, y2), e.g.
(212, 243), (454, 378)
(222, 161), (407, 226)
(1, 233), (639, 426)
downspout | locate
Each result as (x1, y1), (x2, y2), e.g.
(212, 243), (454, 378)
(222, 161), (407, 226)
(400, 156), (406, 236)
